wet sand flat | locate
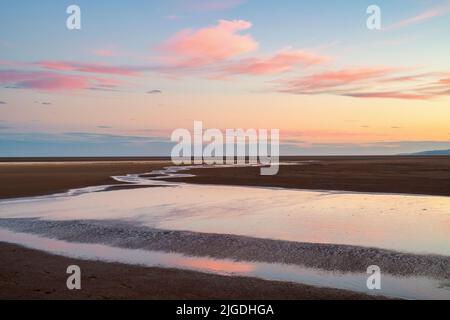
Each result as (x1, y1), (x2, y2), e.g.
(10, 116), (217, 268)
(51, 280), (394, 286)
(0, 242), (382, 300)
(1, 156), (449, 198)
(0, 160), (170, 199)
(167, 156), (450, 196)
(1, 156), (448, 300)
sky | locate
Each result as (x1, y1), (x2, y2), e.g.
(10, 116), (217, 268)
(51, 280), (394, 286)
(1, 0), (450, 156)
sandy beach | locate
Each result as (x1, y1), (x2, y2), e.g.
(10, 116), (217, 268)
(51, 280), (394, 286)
(0, 159), (171, 199)
(1, 157), (449, 300)
(167, 156), (450, 197)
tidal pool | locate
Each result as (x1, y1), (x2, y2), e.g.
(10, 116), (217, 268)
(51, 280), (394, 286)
(0, 178), (449, 256)
(1, 228), (448, 300)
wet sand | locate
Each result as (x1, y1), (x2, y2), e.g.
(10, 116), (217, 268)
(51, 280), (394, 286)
(0, 242), (382, 300)
(0, 160), (170, 199)
(167, 156), (450, 196)
(1, 156), (448, 299)
(0, 158), (380, 299)
(1, 218), (448, 281)
(1, 156), (449, 199)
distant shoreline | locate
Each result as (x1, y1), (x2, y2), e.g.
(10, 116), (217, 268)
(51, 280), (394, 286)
(1, 155), (449, 162)
(1, 156), (449, 199)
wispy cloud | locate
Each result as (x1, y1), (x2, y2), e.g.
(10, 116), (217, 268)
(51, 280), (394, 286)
(0, 70), (125, 91)
(277, 67), (450, 100)
(280, 140), (450, 156)
(1, 130), (448, 156)
(216, 49), (330, 78)
(147, 89), (162, 94)
(37, 61), (141, 76)
(343, 91), (434, 100)
(0, 131), (173, 157)
(279, 67), (399, 93)
(385, 2), (450, 30)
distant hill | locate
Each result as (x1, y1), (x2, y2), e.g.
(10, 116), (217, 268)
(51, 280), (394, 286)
(409, 149), (450, 156)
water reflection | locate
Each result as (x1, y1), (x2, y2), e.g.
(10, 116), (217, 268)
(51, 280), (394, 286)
(0, 183), (449, 255)
(1, 228), (448, 300)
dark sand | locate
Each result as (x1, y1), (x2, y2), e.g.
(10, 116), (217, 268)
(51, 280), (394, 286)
(0, 160), (170, 199)
(1, 156), (449, 199)
(167, 156), (450, 196)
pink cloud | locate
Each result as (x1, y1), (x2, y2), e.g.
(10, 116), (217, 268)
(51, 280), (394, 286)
(277, 67), (450, 100)
(281, 67), (399, 93)
(440, 77), (450, 86)
(37, 61), (140, 76)
(158, 19), (258, 68)
(217, 49), (330, 77)
(18, 76), (90, 91)
(0, 70), (123, 91)
(385, 3), (450, 30)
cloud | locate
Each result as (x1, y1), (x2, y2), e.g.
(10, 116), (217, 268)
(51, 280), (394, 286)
(1, 130), (449, 156)
(156, 20), (331, 79)
(158, 19), (258, 68)
(0, 125), (12, 130)
(8, 73), (90, 91)
(385, 3), (450, 30)
(280, 140), (450, 156)
(277, 67), (450, 100)
(0, 70), (124, 92)
(0, 131), (173, 157)
(440, 76), (450, 85)
(343, 91), (434, 100)
(147, 89), (162, 94)
(37, 61), (141, 76)
(279, 67), (399, 93)
(216, 49), (330, 77)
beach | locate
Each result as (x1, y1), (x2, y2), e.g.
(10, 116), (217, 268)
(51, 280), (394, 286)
(0, 157), (449, 300)
(167, 156), (450, 197)
(0, 242), (381, 300)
